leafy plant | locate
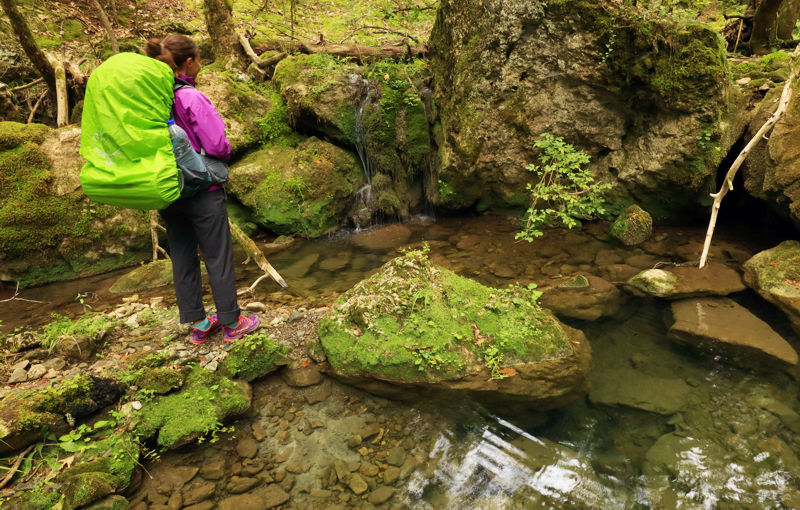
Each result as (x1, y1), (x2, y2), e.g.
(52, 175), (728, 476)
(516, 133), (611, 242)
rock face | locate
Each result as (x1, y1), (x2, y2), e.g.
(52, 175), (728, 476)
(668, 297), (798, 368)
(0, 122), (151, 286)
(228, 136), (365, 237)
(627, 263), (746, 299)
(539, 273), (624, 321)
(318, 250), (591, 409)
(609, 205), (653, 246)
(429, 0), (733, 217)
(742, 240), (800, 334)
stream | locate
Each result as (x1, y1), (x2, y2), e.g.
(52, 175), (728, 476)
(2, 215), (799, 509)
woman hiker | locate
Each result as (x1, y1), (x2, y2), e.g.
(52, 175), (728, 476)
(146, 34), (260, 344)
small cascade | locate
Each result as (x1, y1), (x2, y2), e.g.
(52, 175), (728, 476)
(350, 81), (377, 229)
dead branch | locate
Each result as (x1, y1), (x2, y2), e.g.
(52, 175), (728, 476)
(228, 219), (287, 290)
(700, 43), (800, 268)
(254, 41), (427, 62)
(26, 90), (46, 123)
(11, 77), (43, 93)
(88, 0), (118, 54)
(45, 53), (68, 127)
(0, 281), (47, 303)
(149, 211), (169, 262)
(355, 25), (420, 44)
(0, 445), (35, 490)
(239, 33), (265, 66)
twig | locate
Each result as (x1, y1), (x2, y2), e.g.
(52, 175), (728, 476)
(228, 219), (287, 288)
(11, 78), (43, 93)
(355, 25), (420, 44)
(733, 18), (744, 54)
(699, 42), (800, 268)
(0, 445), (35, 490)
(27, 90), (46, 124)
(0, 281), (47, 303)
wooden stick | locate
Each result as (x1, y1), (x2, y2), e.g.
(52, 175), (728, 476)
(699, 43), (800, 268)
(239, 33), (264, 66)
(149, 211), (161, 262)
(27, 90), (47, 124)
(733, 18), (744, 54)
(46, 54), (68, 127)
(88, 0), (119, 54)
(228, 219), (287, 288)
(0, 445), (35, 490)
(11, 77), (43, 93)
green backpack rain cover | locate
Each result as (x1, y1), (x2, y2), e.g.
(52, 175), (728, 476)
(80, 52), (180, 210)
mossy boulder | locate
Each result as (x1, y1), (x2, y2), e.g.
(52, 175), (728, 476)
(609, 205), (653, 246)
(273, 55), (433, 218)
(228, 136), (365, 237)
(133, 366), (252, 449)
(0, 122), (151, 287)
(131, 367), (186, 395)
(0, 375), (124, 455)
(109, 259), (174, 294)
(429, 0), (733, 217)
(743, 241), (800, 334)
(318, 250), (591, 409)
(627, 263), (746, 299)
(196, 69), (290, 155)
(219, 331), (290, 381)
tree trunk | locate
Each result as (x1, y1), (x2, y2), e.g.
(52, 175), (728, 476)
(0, 0), (56, 95)
(202, 0), (248, 69)
(777, 0), (800, 39)
(88, 0), (119, 54)
(751, 0), (785, 54)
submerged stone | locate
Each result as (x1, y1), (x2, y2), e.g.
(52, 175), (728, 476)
(609, 205), (653, 246)
(589, 369), (690, 415)
(109, 259), (174, 294)
(627, 263), (745, 299)
(743, 240), (800, 334)
(318, 250), (591, 409)
(668, 297), (798, 368)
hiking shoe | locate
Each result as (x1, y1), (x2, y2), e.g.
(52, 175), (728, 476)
(223, 315), (261, 342)
(190, 315), (220, 344)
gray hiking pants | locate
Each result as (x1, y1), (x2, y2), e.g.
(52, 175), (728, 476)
(159, 189), (240, 325)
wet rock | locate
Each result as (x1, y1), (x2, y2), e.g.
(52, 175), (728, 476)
(382, 466), (401, 485)
(368, 486), (394, 505)
(282, 364), (323, 387)
(351, 225), (413, 251)
(668, 297), (798, 368)
(318, 251), (592, 409)
(589, 369), (690, 415)
(627, 263), (745, 299)
(359, 461), (379, 477)
(183, 502), (214, 510)
(610, 205), (653, 246)
(539, 273), (624, 321)
(110, 260), (174, 294)
(199, 459), (226, 480)
(310, 489), (332, 498)
(236, 437), (260, 458)
(347, 435), (362, 448)
(743, 241), (800, 334)
(167, 491), (182, 510)
(319, 254), (350, 272)
(227, 476), (260, 494)
(348, 473), (369, 495)
(241, 459), (265, 476)
(182, 481), (216, 506)
(251, 422), (266, 441)
(386, 447), (406, 467)
(85, 495), (130, 510)
(359, 422), (381, 440)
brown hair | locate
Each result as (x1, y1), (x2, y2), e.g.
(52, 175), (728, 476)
(145, 34), (198, 71)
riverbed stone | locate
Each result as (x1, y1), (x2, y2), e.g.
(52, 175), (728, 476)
(182, 481), (216, 506)
(539, 273), (624, 321)
(742, 240), (800, 334)
(589, 369), (690, 415)
(85, 495), (130, 510)
(110, 260), (174, 294)
(236, 437), (260, 458)
(386, 447), (406, 467)
(318, 251), (592, 410)
(610, 205), (653, 246)
(282, 364), (323, 387)
(218, 485), (290, 510)
(668, 297), (798, 368)
(227, 476), (260, 494)
(348, 473), (369, 495)
(369, 486), (394, 505)
(199, 459), (226, 480)
(351, 224), (413, 251)
(627, 263), (745, 299)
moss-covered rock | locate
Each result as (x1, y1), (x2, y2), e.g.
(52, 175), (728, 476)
(610, 205), (653, 246)
(743, 241), (800, 334)
(196, 69), (292, 155)
(0, 375), (124, 455)
(0, 122), (151, 287)
(273, 55), (434, 218)
(109, 259), (174, 294)
(132, 367), (186, 395)
(133, 366), (251, 449)
(318, 249), (591, 409)
(429, 0), (733, 218)
(228, 136), (365, 237)
(219, 330), (290, 381)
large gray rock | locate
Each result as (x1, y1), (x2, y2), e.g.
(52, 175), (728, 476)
(429, 0), (735, 217)
(742, 240), (800, 334)
(668, 297), (798, 368)
(627, 263), (746, 299)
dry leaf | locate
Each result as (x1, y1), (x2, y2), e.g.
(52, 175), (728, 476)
(497, 367), (518, 378)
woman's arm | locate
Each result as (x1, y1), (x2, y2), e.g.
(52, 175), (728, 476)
(177, 89), (232, 161)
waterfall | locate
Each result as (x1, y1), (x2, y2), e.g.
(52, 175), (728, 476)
(351, 81), (376, 230)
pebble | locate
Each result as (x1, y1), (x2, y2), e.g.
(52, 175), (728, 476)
(226, 476), (260, 494)
(382, 466), (401, 485)
(8, 368), (27, 384)
(245, 302), (266, 312)
(347, 435), (362, 448)
(183, 502), (214, 510)
(240, 459), (264, 476)
(204, 361), (218, 371)
(359, 462), (379, 477)
(270, 316), (287, 326)
(181, 481), (216, 506)
(386, 447), (406, 467)
(26, 364), (47, 381)
(368, 486), (394, 505)
(310, 489), (332, 498)
(348, 473), (368, 495)
(199, 459), (226, 480)
(11, 359), (30, 371)
(288, 311), (304, 322)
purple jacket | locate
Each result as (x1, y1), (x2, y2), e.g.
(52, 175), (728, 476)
(172, 74), (231, 161)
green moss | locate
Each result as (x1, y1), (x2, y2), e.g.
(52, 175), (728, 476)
(220, 331), (289, 381)
(760, 51), (791, 70)
(9, 486), (60, 510)
(132, 367), (186, 394)
(319, 250), (572, 382)
(0, 121), (50, 151)
(254, 90), (294, 145)
(133, 366), (250, 448)
(609, 204), (653, 246)
(744, 240), (800, 296)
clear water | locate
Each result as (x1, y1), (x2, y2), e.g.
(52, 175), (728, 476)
(5, 215), (800, 508)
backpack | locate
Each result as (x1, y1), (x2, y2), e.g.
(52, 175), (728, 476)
(80, 52), (181, 210)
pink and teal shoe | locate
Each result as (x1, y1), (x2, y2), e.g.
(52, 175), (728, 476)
(190, 315), (220, 344)
(223, 315), (261, 342)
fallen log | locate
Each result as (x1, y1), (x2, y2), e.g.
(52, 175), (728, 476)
(228, 219), (288, 291)
(253, 40), (426, 63)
